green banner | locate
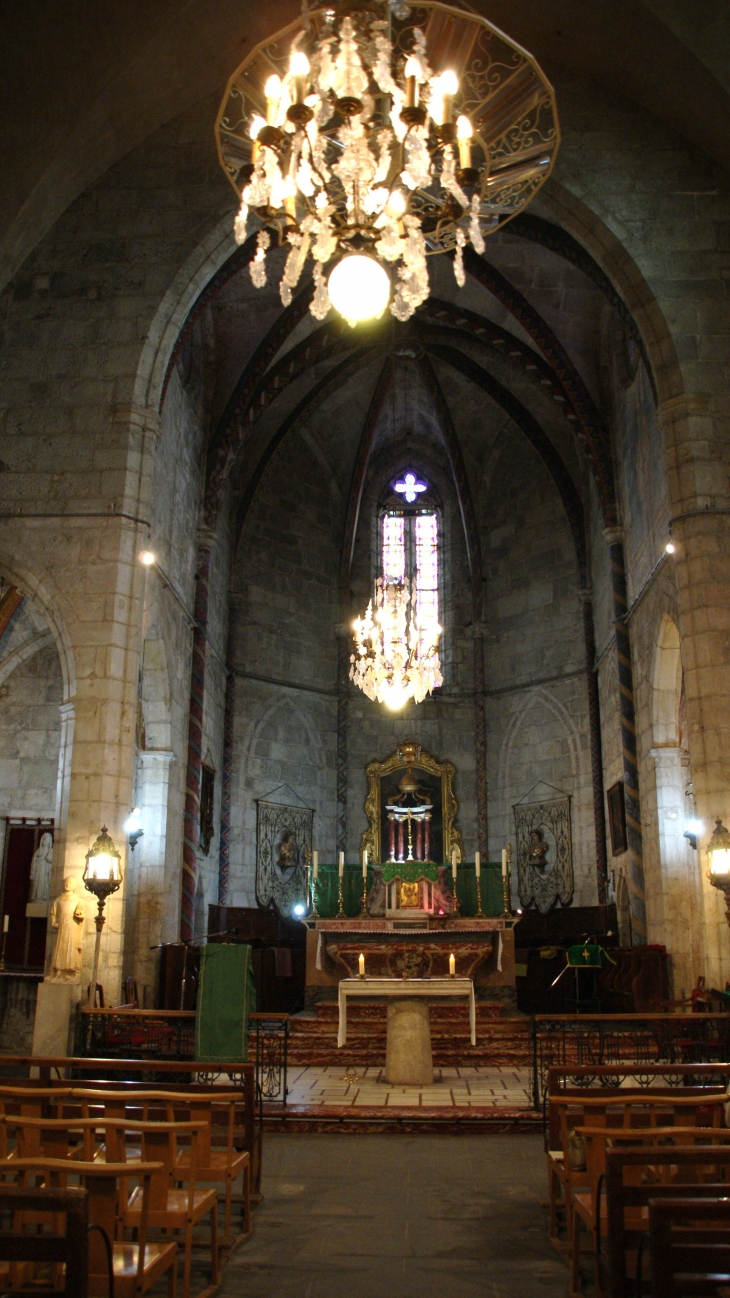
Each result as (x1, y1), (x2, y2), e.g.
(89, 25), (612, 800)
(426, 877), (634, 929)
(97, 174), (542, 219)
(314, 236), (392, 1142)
(310, 863), (504, 918)
(195, 943), (255, 1062)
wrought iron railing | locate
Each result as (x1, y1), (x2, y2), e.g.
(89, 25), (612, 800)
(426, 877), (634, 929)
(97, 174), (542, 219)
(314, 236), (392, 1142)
(249, 1012), (289, 1119)
(530, 1013), (730, 1110)
(75, 1007), (289, 1113)
(75, 1009), (195, 1063)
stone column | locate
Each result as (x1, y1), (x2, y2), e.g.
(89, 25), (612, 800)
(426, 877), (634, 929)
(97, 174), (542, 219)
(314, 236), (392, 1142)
(128, 748), (175, 1004)
(604, 527), (646, 942)
(473, 634), (488, 858)
(180, 527), (216, 942)
(649, 745), (701, 998)
(335, 629), (349, 858)
(580, 589), (609, 905)
(659, 393), (730, 985)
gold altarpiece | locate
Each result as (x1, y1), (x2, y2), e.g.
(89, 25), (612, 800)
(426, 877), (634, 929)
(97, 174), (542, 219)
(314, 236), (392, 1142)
(359, 740), (463, 865)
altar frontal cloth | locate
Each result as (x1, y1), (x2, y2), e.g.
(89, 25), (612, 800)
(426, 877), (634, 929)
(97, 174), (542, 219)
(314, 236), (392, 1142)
(195, 943), (255, 1062)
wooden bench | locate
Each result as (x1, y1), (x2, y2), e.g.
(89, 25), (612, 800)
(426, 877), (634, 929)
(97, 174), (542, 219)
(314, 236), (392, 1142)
(647, 1196), (730, 1297)
(0, 1055), (262, 1194)
(604, 1145), (730, 1298)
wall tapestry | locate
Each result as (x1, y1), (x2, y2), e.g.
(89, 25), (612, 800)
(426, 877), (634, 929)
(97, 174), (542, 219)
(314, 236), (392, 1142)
(256, 785), (313, 917)
(513, 781), (573, 914)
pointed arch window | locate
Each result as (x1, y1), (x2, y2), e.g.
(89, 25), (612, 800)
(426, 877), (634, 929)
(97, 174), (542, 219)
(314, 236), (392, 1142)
(381, 473), (440, 633)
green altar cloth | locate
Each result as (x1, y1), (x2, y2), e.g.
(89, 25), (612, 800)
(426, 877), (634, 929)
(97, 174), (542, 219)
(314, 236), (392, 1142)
(310, 863), (504, 918)
(381, 860), (439, 884)
(195, 943), (255, 1063)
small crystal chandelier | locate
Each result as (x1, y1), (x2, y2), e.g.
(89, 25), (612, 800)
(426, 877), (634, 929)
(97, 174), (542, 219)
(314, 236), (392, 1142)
(350, 578), (442, 710)
(216, 0), (559, 327)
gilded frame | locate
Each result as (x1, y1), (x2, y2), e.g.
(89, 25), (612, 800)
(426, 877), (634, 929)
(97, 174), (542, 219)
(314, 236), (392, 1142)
(360, 743), (463, 865)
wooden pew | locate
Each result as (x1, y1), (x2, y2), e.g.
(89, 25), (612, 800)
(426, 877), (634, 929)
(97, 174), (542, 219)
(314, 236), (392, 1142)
(0, 1056), (262, 1194)
(647, 1197), (730, 1297)
(604, 1145), (730, 1298)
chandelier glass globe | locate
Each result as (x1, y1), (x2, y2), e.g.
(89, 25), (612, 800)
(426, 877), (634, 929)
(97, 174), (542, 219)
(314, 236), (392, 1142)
(328, 255), (390, 327)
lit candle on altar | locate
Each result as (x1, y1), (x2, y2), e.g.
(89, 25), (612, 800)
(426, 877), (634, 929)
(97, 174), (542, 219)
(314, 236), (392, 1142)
(312, 851), (318, 879)
(2, 915), (8, 934)
(358, 952), (365, 978)
(501, 848), (507, 878)
(362, 848), (368, 877)
(338, 852), (344, 878)
(475, 851), (480, 878)
(449, 952), (455, 978)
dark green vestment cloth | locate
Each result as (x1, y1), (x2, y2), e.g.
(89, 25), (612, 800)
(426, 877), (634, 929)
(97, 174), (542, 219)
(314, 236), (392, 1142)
(195, 943), (255, 1062)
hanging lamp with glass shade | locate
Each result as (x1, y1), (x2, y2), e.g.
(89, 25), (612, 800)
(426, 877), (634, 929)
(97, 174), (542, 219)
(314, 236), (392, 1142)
(215, 0), (559, 327)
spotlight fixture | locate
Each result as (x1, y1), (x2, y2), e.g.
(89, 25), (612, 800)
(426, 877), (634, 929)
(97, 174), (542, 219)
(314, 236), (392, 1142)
(124, 808), (144, 852)
(665, 540), (675, 554)
(139, 551), (156, 566)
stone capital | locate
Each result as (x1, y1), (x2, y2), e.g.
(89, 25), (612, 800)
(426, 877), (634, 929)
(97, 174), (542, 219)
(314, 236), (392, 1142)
(138, 748), (176, 767)
(602, 526), (623, 546)
(196, 526), (217, 553)
(649, 745), (683, 762)
(113, 403), (161, 438)
(656, 393), (710, 424)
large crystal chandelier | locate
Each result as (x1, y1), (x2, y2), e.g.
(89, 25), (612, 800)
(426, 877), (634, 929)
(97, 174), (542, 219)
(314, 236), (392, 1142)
(216, 1), (559, 327)
(350, 578), (442, 710)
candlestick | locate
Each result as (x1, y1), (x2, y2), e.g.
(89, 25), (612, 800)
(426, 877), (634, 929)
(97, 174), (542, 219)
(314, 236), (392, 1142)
(336, 856), (346, 920)
(0, 916), (8, 970)
(449, 951), (455, 978)
(451, 848), (460, 915)
(360, 854), (369, 917)
(474, 853), (484, 918)
(501, 844), (513, 919)
(358, 952), (365, 978)
(310, 852), (319, 919)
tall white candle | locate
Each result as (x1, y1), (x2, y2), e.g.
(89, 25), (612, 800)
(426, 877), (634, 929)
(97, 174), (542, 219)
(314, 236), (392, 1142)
(362, 849), (368, 877)
(338, 851), (344, 878)
(501, 848), (507, 878)
(2, 915), (8, 934)
(475, 851), (481, 878)
(312, 851), (318, 878)
(451, 847), (457, 878)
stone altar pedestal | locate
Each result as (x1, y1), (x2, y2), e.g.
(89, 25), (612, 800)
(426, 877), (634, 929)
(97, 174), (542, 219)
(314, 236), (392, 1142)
(385, 999), (433, 1085)
(31, 981), (76, 1058)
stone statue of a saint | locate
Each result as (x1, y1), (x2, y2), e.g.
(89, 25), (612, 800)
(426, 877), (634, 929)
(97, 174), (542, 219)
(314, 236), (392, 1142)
(48, 878), (85, 982)
(28, 831), (53, 904)
(527, 828), (549, 871)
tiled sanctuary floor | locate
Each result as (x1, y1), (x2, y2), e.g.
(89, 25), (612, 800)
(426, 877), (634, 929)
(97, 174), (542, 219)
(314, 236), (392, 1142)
(284, 1064), (533, 1108)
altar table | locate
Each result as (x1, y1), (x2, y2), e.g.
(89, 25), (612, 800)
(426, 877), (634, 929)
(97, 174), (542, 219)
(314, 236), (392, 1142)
(337, 976), (476, 1048)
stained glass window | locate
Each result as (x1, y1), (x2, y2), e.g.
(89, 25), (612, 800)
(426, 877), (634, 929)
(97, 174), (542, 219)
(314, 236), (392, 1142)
(381, 474), (440, 638)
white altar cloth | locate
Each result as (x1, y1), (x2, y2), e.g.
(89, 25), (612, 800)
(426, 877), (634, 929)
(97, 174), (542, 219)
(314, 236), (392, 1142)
(337, 977), (476, 1048)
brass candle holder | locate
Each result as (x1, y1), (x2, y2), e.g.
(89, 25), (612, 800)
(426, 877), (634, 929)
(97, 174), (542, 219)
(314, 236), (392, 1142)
(451, 868), (460, 915)
(475, 869), (485, 919)
(501, 843), (513, 919)
(310, 867), (319, 919)
(336, 873), (346, 920)
(359, 872), (369, 918)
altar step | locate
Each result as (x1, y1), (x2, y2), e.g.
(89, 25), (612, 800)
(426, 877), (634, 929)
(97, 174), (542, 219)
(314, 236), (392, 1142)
(287, 1002), (531, 1068)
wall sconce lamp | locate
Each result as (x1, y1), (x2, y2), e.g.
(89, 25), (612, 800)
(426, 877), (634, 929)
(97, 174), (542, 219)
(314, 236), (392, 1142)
(707, 818), (730, 922)
(83, 826), (123, 1002)
(124, 808), (143, 852)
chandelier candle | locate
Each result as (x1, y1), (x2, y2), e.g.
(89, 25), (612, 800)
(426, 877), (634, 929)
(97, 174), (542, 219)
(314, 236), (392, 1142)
(217, 0), (559, 326)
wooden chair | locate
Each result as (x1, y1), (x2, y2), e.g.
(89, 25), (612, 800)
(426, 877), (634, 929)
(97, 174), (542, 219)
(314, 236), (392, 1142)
(571, 1127), (730, 1297)
(147, 1093), (250, 1241)
(2, 1157), (177, 1297)
(604, 1145), (730, 1298)
(647, 1196), (730, 1297)
(119, 1121), (219, 1298)
(0, 1183), (89, 1296)
(0, 1086), (71, 1118)
(0, 1114), (100, 1162)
